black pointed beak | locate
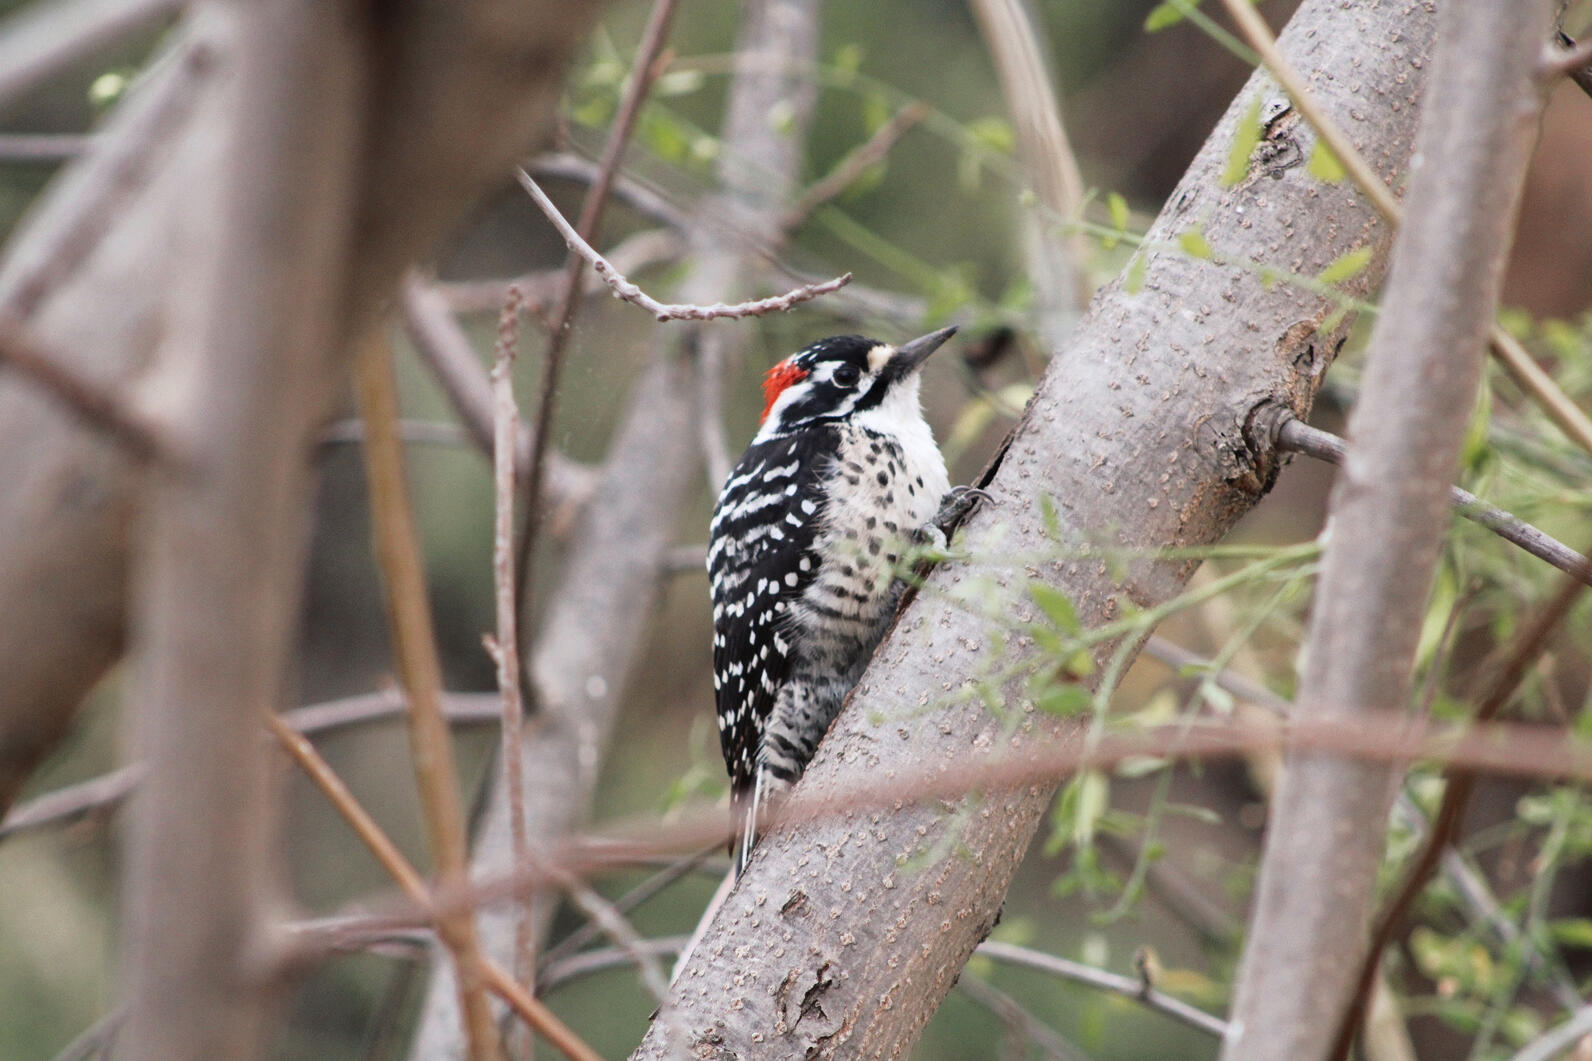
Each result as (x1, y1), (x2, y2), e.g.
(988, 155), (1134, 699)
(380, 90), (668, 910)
(887, 325), (957, 379)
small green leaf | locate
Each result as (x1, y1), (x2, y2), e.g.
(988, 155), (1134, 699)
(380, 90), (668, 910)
(1124, 253), (1148, 294)
(1316, 245), (1373, 286)
(1179, 226), (1214, 259)
(1166, 801), (1223, 826)
(1143, 2), (1188, 32)
(1197, 680), (1236, 716)
(1108, 191), (1131, 233)
(1460, 383), (1492, 472)
(1036, 683), (1092, 717)
(967, 116), (1016, 155)
(768, 99), (797, 136)
(1307, 139), (1346, 183)
(1038, 492), (1062, 537)
(655, 69), (704, 97)
(1074, 771), (1109, 844)
(89, 71), (130, 109)
(1104, 191), (1131, 249)
(1063, 648), (1095, 679)
(1549, 917), (1592, 948)
(861, 90), (892, 133)
(833, 43), (865, 78)
(1030, 584), (1081, 632)
(1223, 96), (1264, 186)
(1115, 755), (1167, 778)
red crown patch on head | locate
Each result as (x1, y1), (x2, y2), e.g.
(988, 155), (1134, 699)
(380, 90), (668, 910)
(760, 359), (809, 423)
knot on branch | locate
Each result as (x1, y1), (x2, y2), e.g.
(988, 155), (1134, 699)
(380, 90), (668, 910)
(1196, 397), (1290, 501)
(775, 958), (848, 1052)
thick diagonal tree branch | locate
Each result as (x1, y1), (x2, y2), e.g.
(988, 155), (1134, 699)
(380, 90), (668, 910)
(636, 1), (1437, 1055)
(1223, 6), (1556, 1056)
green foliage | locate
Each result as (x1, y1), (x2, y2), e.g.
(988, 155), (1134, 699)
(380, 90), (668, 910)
(1222, 96), (1264, 187)
(1306, 138), (1346, 183)
(1314, 245), (1373, 286)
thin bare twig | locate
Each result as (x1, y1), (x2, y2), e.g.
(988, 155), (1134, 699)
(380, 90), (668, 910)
(479, 964), (603, 1061)
(320, 419), (473, 449)
(353, 331), (501, 1061)
(431, 229), (683, 316)
(0, 133), (92, 161)
(49, 1007), (123, 1061)
(528, 152), (692, 231)
(975, 942), (1227, 1038)
(553, 873), (674, 1009)
(541, 937), (689, 994)
(397, 274), (597, 506)
(267, 713), (431, 899)
(0, 693), (504, 842)
(1507, 1006), (1592, 1061)
(512, 0), (684, 682)
(1277, 419), (1592, 584)
(779, 103), (929, 230)
(487, 288), (534, 994)
(1218, 0), (1592, 459)
(515, 170), (853, 322)
(537, 847), (717, 974)
(1489, 326), (1592, 458)
(969, 0), (1091, 333)
(0, 311), (173, 462)
(957, 975), (1089, 1061)
(263, 710), (601, 1061)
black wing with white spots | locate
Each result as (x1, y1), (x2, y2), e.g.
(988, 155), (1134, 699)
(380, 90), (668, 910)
(706, 426), (835, 801)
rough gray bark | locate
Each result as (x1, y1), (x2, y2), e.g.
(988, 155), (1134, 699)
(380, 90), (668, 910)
(1222, 3), (1555, 1058)
(407, 0), (822, 1054)
(0, 0), (603, 816)
(117, 5), (365, 1058)
(635, 1), (1435, 1055)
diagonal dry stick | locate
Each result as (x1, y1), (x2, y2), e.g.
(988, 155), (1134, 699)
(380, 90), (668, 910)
(0, 311), (173, 463)
(1217, 0), (1592, 459)
(262, 713), (602, 1061)
(353, 329), (501, 1061)
(487, 287), (535, 994)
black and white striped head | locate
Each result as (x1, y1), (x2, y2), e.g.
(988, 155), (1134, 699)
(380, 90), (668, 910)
(757, 326), (956, 438)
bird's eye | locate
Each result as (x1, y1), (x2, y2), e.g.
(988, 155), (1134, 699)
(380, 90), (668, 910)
(833, 364), (861, 387)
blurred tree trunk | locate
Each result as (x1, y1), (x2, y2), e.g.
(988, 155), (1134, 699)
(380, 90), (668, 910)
(0, 0), (603, 818)
(1224, 3), (1555, 1058)
(636, 0), (1438, 1055)
(0, 2), (603, 1058)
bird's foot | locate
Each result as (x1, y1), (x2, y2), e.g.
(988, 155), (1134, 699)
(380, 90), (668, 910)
(914, 485), (993, 558)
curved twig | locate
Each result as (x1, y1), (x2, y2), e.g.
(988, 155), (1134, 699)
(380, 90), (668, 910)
(516, 170), (851, 322)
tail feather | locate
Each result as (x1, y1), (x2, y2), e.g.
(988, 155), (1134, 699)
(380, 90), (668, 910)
(732, 771), (766, 878)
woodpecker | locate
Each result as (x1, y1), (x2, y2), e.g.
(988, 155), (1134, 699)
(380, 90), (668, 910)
(707, 326), (956, 875)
